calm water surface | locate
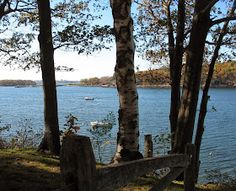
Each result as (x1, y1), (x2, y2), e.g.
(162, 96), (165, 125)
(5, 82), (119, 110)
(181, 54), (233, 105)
(0, 86), (235, 182)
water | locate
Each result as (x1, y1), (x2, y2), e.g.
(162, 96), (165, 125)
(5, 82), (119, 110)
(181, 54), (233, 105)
(0, 86), (235, 182)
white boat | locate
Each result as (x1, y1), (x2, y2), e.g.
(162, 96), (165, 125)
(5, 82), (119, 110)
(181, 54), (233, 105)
(84, 96), (94, 100)
(90, 121), (112, 128)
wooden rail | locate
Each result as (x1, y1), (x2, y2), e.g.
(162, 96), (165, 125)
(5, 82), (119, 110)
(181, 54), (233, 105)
(96, 154), (189, 191)
(57, 135), (195, 191)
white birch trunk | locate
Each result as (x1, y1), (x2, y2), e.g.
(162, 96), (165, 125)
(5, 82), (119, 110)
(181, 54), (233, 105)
(110, 0), (140, 162)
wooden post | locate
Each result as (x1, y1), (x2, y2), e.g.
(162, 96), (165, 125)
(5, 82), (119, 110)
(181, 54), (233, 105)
(184, 143), (196, 191)
(60, 135), (97, 191)
(144, 134), (153, 158)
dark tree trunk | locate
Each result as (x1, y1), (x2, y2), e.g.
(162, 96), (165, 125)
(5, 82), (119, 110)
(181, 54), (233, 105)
(169, 0), (185, 149)
(0, 0), (8, 19)
(110, 0), (141, 163)
(37, 0), (60, 155)
(194, 5), (236, 182)
(165, 1), (176, 149)
(173, 0), (212, 154)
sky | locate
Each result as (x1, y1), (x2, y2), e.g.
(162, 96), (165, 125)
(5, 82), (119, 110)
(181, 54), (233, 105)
(0, 1), (154, 81)
(0, 1), (232, 81)
(0, 46), (153, 81)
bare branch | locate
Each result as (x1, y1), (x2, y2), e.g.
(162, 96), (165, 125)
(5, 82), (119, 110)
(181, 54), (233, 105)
(211, 15), (236, 26)
(133, 0), (146, 7)
(205, 40), (234, 46)
(53, 42), (75, 50)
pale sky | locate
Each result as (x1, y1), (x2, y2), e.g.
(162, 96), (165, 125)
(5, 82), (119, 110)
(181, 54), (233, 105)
(1, 1), (229, 81)
(0, 1), (155, 81)
(0, 46), (153, 81)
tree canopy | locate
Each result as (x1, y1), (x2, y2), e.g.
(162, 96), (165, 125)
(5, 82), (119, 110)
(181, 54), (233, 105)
(0, 0), (113, 71)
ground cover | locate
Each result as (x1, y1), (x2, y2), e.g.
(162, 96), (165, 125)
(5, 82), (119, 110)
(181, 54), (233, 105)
(0, 149), (235, 191)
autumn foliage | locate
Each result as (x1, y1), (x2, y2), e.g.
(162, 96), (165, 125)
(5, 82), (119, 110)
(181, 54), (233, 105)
(80, 61), (236, 88)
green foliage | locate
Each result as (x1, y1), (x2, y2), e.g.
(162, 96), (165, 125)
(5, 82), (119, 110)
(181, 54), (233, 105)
(88, 112), (116, 163)
(0, 0), (38, 69)
(0, 0), (113, 71)
(55, 23), (113, 54)
(62, 112), (115, 163)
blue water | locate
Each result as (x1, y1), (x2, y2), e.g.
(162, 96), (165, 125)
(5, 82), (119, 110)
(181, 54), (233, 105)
(0, 86), (235, 182)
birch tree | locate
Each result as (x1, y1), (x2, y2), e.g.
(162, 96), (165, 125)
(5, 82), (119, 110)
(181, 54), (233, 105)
(110, 0), (142, 162)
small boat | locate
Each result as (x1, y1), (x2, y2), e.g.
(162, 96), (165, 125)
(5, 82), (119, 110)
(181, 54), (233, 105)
(90, 121), (112, 128)
(101, 84), (109, 88)
(84, 97), (94, 100)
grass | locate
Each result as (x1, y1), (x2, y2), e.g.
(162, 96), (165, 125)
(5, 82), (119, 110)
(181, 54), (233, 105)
(0, 149), (235, 191)
(0, 148), (62, 191)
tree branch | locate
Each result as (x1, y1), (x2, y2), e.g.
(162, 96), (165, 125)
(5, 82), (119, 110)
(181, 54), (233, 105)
(211, 15), (236, 26)
(205, 40), (234, 46)
(133, 0), (146, 7)
(201, 0), (219, 14)
(53, 42), (74, 50)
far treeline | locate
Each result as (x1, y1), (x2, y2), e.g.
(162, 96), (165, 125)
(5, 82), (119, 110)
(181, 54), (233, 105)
(80, 61), (236, 88)
(0, 80), (36, 86)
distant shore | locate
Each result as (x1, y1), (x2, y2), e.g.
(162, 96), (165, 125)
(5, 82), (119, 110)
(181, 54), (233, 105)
(78, 62), (236, 88)
(72, 84), (236, 89)
(0, 81), (235, 88)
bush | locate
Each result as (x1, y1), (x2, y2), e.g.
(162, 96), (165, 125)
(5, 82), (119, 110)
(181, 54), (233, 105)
(10, 119), (42, 148)
(0, 118), (11, 148)
(0, 118), (42, 149)
(88, 112), (116, 163)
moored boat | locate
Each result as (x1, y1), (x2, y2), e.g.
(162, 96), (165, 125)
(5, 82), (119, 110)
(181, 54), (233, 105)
(84, 97), (94, 100)
(90, 121), (112, 128)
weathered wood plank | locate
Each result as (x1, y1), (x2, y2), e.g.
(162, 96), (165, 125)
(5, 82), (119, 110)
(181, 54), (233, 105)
(144, 134), (153, 158)
(184, 144), (196, 191)
(96, 154), (189, 191)
(60, 135), (97, 191)
(149, 167), (184, 191)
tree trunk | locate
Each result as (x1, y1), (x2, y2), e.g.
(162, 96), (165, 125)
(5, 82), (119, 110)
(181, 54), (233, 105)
(110, 0), (141, 162)
(0, 1), (8, 19)
(173, 0), (212, 154)
(169, 0), (185, 149)
(194, 4), (236, 182)
(37, 0), (60, 155)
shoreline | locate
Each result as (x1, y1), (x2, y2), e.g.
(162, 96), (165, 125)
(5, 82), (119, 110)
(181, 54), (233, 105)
(0, 83), (235, 89)
(67, 84), (236, 89)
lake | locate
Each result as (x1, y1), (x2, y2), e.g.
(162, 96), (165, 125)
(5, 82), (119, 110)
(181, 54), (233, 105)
(0, 86), (235, 182)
